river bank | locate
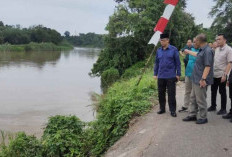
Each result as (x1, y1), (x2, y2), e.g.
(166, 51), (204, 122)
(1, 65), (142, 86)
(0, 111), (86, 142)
(0, 41), (73, 52)
(0, 62), (157, 156)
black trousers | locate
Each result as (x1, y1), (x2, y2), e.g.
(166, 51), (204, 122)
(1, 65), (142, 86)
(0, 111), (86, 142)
(158, 78), (177, 112)
(229, 83), (232, 113)
(211, 77), (227, 110)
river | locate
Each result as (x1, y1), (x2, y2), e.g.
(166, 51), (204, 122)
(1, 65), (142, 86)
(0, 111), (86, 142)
(0, 47), (101, 137)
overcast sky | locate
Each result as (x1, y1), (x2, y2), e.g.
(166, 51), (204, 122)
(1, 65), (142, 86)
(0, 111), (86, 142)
(0, 0), (215, 35)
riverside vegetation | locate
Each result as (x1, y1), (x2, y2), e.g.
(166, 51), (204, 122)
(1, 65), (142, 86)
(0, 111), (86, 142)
(0, 61), (157, 157)
(1, 0), (232, 156)
(0, 21), (104, 51)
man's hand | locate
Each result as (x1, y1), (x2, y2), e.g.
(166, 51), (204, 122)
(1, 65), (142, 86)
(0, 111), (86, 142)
(199, 80), (207, 88)
(153, 76), (158, 80)
(176, 76), (180, 82)
(221, 75), (227, 83)
(184, 49), (189, 54)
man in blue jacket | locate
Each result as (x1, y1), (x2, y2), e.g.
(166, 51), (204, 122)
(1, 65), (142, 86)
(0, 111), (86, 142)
(154, 33), (181, 117)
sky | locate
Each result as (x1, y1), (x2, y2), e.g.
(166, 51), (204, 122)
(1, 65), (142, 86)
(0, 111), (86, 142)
(0, 0), (215, 35)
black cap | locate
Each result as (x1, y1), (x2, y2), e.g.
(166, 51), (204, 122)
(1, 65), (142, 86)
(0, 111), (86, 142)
(160, 33), (169, 39)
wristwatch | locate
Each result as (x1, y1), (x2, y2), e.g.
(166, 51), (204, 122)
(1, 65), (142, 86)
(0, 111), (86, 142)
(201, 78), (206, 81)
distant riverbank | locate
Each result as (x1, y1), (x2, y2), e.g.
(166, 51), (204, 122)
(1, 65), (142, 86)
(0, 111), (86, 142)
(0, 41), (74, 52)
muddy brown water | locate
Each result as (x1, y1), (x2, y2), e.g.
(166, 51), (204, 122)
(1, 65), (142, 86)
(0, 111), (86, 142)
(0, 47), (101, 137)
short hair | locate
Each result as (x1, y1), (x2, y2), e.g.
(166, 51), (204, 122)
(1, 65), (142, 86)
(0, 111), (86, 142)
(160, 33), (169, 39)
(217, 33), (227, 40)
(196, 33), (207, 43)
(187, 39), (192, 42)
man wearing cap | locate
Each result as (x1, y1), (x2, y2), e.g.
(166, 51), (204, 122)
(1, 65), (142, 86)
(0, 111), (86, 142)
(154, 33), (181, 117)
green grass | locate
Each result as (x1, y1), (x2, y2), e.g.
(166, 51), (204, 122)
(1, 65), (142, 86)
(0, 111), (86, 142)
(0, 41), (73, 52)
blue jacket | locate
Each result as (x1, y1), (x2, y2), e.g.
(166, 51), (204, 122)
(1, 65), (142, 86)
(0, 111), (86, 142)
(154, 45), (181, 78)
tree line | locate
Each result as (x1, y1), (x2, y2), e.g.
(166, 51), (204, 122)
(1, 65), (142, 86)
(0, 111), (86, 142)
(0, 21), (104, 48)
(64, 31), (104, 48)
(0, 22), (63, 45)
(90, 0), (232, 79)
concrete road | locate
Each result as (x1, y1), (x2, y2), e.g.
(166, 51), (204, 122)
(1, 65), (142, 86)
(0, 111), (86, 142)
(105, 82), (232, 157)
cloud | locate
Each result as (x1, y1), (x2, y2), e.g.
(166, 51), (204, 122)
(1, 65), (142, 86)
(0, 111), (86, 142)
(185, 0), (215, 28)
(0, 0), (215, 35)
(0, 0), (116, 35)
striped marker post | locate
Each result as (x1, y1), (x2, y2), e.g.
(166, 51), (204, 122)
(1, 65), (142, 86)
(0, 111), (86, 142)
(148, 0), (179, 45)
(136, 0), (179, 86)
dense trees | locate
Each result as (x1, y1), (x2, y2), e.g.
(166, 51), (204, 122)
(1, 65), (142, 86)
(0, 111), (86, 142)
(65, 32), (104, 48)
(91, 0), (199, 77)
(0, 22), (62, 45)
(210, 0), (232, 42)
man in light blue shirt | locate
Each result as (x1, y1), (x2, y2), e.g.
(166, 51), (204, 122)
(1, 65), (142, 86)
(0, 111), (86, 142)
(179, 38), (199, 112)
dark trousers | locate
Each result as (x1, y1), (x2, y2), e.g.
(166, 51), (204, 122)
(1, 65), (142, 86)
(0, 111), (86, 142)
(158, 78), (176, 112)
(211, 77), (227, 110)
(229, 83), (232, 113)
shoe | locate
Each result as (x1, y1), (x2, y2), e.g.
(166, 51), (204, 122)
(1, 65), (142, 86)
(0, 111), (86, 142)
(178, 106), (188, 112)
(222, 113), (232, 119)
(171, 112), (177, 117)
(183, 116), (197, 121)
(208, 106), (216, 112)
(157, 110), (165, 114)
(217, 109), (227, 115)
(196, 118), (208, 124)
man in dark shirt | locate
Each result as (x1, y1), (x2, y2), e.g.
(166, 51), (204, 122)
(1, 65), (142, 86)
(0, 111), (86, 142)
(183, 33), (214, 124)
(223, 56), (232, 123)
(154, 33), (181, 117)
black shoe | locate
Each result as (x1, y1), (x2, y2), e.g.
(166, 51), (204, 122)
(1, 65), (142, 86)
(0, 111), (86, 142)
(157, 110), (165, 114)
(217, 109), (227, 115)
(183, 116), (197, 121)
(196, 118), (208, 124)
(178, 106), (188, 112)
(208, 106), (216, 112)
(222, 113), (232, 119)
(171, 112), (177, 117)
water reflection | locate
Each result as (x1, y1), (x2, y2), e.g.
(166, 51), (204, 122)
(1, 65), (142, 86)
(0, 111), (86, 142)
(0, 47), (101, 136)
(0, 48), (100, 69)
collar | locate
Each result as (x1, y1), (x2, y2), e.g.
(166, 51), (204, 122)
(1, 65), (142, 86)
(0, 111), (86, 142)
(162, 44), (171, 50)
(199, 44), (208, 52)
(220, 44), (227, 51)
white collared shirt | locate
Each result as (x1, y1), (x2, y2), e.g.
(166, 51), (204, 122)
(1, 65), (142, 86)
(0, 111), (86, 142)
(214, 44), (232, 78)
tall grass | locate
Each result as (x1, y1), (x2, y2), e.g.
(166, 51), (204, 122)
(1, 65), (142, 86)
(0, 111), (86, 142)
(0, 41), (73, 52)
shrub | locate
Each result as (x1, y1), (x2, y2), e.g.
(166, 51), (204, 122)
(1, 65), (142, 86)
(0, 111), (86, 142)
(101, 68), (120, 88)
(41, 115), (85, 157)
(0, 132), (42, 157)
(121, 61), (145, 79)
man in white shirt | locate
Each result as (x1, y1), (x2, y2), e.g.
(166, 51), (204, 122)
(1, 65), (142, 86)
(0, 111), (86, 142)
(208, 34), (232, 115)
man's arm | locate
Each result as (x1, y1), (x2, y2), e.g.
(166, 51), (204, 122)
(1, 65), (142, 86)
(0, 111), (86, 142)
(222, 63), (231, 83)
(202, 66), (211, 79)
(184, 49), (197, 57)
(200, 49), (213, 87)
(200, 66), (211, 88)
(175, 48), (181, 78)
(154, 51), (159, 78)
